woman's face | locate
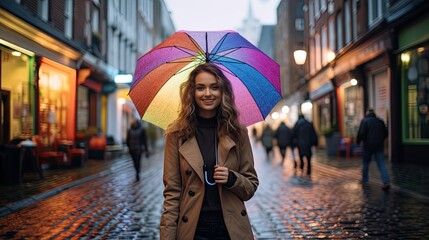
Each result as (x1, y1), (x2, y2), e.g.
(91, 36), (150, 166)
(194, 71), (222, 118)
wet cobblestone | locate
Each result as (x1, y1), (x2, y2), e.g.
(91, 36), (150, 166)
(0, 142), (429, 239)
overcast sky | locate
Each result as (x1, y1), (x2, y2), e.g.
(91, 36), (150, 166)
(163, 0), (281, 31)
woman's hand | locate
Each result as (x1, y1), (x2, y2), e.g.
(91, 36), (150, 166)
(213, 165), (229, 184)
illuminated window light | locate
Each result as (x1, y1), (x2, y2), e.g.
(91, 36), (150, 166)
(114, 74), (133, 83)
(271, 112), (280, 120)
(327, 51), (336, 62)
(301, 101), (313, 113)
(0, 39), (35, 56)
(401, 53), (410, 63)
(282, 105), (290, 113)
(12, 51), (21, 56)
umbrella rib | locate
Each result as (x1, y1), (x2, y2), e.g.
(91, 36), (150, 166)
(172, 46), (199, 58)
(210, 47), (242, 62)
(168, 59), (199, 64)
(211, 33), (229, 56)
(172, 62), (202, 76)
(215, 64), (236, 77)
(183, 34), (205, 60)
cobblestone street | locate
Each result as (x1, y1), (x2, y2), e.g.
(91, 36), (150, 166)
(1, 140), (429, 239)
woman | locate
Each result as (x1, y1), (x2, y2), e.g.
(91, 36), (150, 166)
(160, 63), (259, 240)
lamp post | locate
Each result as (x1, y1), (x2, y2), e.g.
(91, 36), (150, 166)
(293, 49), (307, 90)
(293, 49), (307, 65)
(293, 49), (313, 119)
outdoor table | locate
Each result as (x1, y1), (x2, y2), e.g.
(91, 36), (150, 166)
(18, 140), (43, 179)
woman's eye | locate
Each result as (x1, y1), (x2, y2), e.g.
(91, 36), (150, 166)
(196, 86), (204, 91)
(211, 85), (219, 90)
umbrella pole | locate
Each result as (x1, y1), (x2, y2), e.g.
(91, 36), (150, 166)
(205, 32), (209, 62)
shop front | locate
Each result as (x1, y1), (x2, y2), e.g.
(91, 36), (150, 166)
(330, 31), (392, 158)
(76, 53), (119, 142)
(0, 41), (35, 144)
(308, 67), (336, 149)
(0, 5), (82, 146)
(334, 72), (364, 139)
(37, 57), (76, 145)
(398, 15), (429, 163)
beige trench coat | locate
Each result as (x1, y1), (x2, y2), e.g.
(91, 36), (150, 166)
(160, 126), (259, 240)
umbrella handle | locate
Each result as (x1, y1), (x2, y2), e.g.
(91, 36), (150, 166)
(204, 165), (216, 186)
(204, 129), (218, 186)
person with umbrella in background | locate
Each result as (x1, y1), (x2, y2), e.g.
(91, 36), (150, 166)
(126, 119), (148, 182)
(160, 63), (259, 239)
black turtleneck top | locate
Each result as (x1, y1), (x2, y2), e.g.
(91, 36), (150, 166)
(195, 115), (223, 222)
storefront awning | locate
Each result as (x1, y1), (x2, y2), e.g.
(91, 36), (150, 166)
(81, 78), (102, 93)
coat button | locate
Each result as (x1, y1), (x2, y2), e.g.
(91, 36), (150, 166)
(241, 210), (247, 216)
(185, 169), (192, 176)
(182, 216), (188, 222)
(188, 190), (195, 196)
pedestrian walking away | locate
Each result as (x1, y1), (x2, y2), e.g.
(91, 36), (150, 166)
(160, 63), (259, 240)
(292, 114), (318, 175)
(126, 119), (149, 182)
(356, 109), (390, 190)
(261, 124), (275, 160)
(274, 121), (296, 166)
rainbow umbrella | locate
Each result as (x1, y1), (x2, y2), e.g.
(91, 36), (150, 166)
(129, 30), (281, 129)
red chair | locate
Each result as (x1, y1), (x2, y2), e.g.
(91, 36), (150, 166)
(69, 148), (86, 167)
(88, 136), (106, 160)
(32, 136), (66, 168)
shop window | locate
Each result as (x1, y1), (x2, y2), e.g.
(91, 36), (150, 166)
(402, 47), (429, 141)
(368, 0), (386, 26)
(38, 59), (76, 145)
(38, 0), (49, 21)
(343, 85), (363, 137)
(77, 86), (89, 132)
(318, 94), (336, 135)
(0, 47), (33, 140)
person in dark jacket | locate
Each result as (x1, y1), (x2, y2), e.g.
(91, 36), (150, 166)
(261, 124), (275, 160)
(356, 109), (390, 190)
(275, 121), (296, 166)
(126, 119), (148, 181)
(292, 114), (318, 175)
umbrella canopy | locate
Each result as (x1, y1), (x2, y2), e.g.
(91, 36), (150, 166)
(129, 30), (281, 129)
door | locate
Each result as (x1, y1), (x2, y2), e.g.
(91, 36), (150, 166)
(368, 69), (390, 158)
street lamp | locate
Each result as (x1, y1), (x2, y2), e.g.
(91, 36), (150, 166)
(293, 50), (307, 65)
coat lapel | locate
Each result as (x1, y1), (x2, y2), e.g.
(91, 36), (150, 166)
(179, 137), (204, 182)
(178, 135), (236, 181)
(218, 135), (236, 166)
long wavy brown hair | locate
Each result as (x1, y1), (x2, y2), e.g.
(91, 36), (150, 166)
(165, 63), (242, 143)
